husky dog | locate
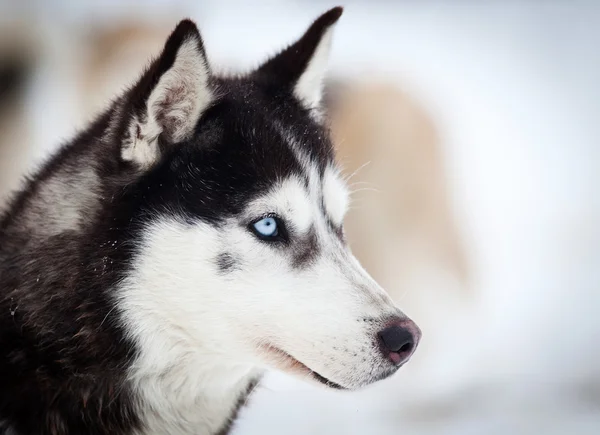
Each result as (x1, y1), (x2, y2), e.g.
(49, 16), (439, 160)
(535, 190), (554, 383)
(0, 8), (421, 435)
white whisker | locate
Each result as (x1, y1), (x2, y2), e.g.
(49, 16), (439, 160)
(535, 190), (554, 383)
(344, 160), (371, 183)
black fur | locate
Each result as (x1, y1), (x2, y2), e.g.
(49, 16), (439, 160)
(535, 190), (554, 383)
(291, 227), (320, 268)
(0, 8), (342, 435)
(216, 252), (239, 274)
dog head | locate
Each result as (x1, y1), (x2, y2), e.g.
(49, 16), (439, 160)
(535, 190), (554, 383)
(113, 8), (420, 390)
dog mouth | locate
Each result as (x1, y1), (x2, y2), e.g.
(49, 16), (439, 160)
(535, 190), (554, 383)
(260, 344), (347, 390)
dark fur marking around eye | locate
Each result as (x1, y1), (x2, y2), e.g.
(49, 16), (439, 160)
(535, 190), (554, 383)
(291, 227), (319, 268)
(216, 252), (239, 274)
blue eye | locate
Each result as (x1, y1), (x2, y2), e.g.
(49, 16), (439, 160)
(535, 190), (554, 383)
(252, 216), (279, 238)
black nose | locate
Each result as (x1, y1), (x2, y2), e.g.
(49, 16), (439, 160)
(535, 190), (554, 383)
(377, 321), (420, 365)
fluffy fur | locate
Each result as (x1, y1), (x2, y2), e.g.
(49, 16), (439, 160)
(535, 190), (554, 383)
(0, 7), (420, 435)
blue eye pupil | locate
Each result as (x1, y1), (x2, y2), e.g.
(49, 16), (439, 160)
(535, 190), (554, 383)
(254, 217), (278, 237)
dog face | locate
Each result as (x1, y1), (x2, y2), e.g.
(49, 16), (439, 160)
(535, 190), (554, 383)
(114, 8), (420, 390)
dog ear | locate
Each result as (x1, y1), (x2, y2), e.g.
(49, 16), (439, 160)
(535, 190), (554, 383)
(256, 7), (342, 114)
(121, 19), (212, 169)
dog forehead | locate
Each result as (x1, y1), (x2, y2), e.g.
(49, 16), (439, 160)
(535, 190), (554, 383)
(216, 77), (335, 160)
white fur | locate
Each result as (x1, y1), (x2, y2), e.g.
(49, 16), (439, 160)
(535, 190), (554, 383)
(323, 166), (349, 225)
(273, 127), (349, 227)
(294, 26), (335, 111)
(122, 37), (212, 168)
(118, 219), (262, 434)
(118, 171), (402, 433)
(121, 114), (162, 169)
(244, 176), (313, 234)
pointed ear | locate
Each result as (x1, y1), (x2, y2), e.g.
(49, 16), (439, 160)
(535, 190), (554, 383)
(121, 19), (212, 168)
(256, 7), (343, 114)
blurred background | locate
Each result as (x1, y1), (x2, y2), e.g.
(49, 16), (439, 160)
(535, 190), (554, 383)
(0, 0), (599, 434)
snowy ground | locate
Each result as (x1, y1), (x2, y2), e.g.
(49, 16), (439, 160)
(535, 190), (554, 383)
(3, 0), (599, 433)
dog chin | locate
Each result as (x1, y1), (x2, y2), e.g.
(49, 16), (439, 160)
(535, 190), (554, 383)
(259, 344), (398, 391)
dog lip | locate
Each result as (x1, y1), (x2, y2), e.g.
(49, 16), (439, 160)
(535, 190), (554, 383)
(309, 369), (347, 390)
(260, 344), (348, 390)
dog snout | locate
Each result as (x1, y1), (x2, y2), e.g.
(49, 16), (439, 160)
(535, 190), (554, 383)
(377, 319), (421, 365)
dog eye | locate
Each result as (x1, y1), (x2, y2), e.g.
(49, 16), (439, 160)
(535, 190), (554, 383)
(252, 217), (279, 238)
